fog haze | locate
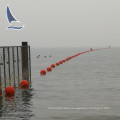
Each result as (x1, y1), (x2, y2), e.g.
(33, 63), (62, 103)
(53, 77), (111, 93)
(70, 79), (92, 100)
(0, 0), (120, 47)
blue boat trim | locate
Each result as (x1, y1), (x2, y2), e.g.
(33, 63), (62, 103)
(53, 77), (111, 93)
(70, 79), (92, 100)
(8, 26), (23, 29)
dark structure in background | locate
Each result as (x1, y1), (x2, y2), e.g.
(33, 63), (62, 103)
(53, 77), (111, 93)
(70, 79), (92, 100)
(0, 42), (31, 93)
(22, 42), (31, 81)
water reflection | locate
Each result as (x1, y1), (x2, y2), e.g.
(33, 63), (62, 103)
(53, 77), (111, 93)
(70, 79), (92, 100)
(0, 87), (34, 119)
(0, 95), (2, 117)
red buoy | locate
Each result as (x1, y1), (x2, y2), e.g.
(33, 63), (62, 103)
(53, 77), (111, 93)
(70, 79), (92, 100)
(65, 58), (68, 61)
(47, 67), (52, 71)
(66, 57), (71, 61)
(62, 60), (65, 63)
(51, 64), (55, 68)
(40, 69), (46, 75)
(56, 62), (59, 66)
(59, 61), (63, 64)
(20, 80), (29, 88)
(5, 86), (15, 96)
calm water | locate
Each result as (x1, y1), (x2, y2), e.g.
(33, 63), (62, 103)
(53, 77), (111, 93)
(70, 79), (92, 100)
(0, 47), (120, 120)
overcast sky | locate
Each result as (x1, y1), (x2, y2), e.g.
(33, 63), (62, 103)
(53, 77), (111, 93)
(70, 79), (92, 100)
(0, 0), (120, 47)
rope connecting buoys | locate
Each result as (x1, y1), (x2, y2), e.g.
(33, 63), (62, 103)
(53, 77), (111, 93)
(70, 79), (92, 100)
(47, 67), (52, 72)
(40, 69), (46, 75)
(5, 86), (15, 96)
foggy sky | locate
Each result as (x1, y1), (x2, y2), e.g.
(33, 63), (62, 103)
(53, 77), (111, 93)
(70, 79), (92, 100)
(0, 0), (120, 47)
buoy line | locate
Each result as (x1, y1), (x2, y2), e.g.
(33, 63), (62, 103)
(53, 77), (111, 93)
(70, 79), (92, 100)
(3, 47), (110, 97)
(40, 47), (110, 76)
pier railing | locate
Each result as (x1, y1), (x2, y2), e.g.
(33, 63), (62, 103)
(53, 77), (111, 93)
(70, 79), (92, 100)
(0, 42), (31, 92)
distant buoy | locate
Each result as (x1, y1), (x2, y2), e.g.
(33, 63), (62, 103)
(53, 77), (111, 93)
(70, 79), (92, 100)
(40, 69), (46, 75)
(51, 64), (55, 68)
(66, 58), (69, 61)
(66, 57), (71, 61)
(62, 60), (65, 63)
(5, 86), (15, 96)
(56, 62), (59, 66)
(20, 80), (29, 88)
(47, 67), (52, 71)
(65, 58), (68, 61)
(59, 61), (63, 64)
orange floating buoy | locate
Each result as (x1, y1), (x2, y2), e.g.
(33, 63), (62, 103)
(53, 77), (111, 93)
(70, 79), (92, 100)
(5, 86), (15, 96)
(56, 62), (59, 66)
(51, 64), (55, 68)
(62, 60), (65, 63)
(47, 67), (52, 71)
(71, 55), (75, 58)
(20, 80), (29, 88)
(59, 61), (63, 64)
(66, 57), (71, 61)
(40, 69), (46, 75)
(65, 58), (68, 61)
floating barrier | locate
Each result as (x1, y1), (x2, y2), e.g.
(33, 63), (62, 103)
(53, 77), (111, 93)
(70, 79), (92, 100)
(39, 47), (110, 76)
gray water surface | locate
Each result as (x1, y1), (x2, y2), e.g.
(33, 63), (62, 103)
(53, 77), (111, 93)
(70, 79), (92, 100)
(0, 48), (120, 120)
